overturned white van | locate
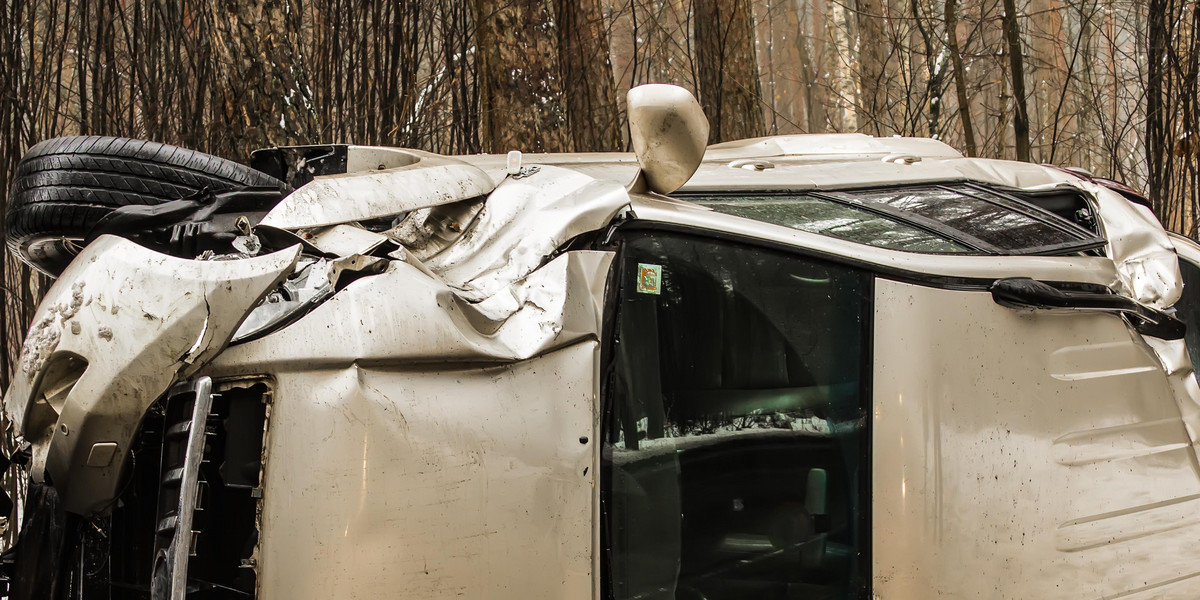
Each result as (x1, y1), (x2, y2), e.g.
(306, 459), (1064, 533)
(4, 85), (1200, 600)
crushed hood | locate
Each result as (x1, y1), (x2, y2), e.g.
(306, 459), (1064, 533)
(260, 149), (496, 230)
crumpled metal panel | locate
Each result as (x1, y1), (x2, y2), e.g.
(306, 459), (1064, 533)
(305, 224), (389, 257)
(4, 236), (299, 515)
(873, 279), (1200, 599)
(419, 165), (629, 302)
(209, 250), (613, 371)
(260, 149), (495, 230)
(1143, 234), (1200, 491)
(1142, 336), (1200, 466)
(1087, 184), (1183, 309)
(956, 160), (1183, 308)
(250, 342), (596, 599)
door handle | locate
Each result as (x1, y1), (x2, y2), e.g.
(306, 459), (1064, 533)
(990, 277), (1185, 340)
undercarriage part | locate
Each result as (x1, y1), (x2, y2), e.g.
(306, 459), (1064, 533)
(7, 136), (287, 276)
(250, 145), (348, 190)
(151, 377), (214, 600)
(84, 188), (286, 260)
(151, 379), (268, 599)
(9, 378), (271, 599)
(10, 484), (66, 599)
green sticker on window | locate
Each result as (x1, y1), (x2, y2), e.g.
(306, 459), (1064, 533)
(636, 263), (662, 295)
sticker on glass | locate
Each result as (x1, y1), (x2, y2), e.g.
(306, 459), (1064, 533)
(636, 263), (662, 295)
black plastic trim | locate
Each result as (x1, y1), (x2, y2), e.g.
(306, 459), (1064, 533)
(1008, 237), (1108, 256)
(250, 145), (349, 189)
(990, 277), (1186, 340)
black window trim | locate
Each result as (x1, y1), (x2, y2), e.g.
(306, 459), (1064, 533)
(953, 181), (1101, 240)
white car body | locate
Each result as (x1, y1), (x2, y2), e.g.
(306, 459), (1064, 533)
(7, 87), (1200, 599)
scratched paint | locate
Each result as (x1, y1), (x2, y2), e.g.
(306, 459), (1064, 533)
(6, 124), (1200, 599)
(872, 280), (1200, 599)
(3, 237), (299, 515)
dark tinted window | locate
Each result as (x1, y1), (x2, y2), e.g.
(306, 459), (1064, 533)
(603, 233), (870, 600)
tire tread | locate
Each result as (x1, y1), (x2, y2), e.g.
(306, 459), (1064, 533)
(6, 136), (286, 275)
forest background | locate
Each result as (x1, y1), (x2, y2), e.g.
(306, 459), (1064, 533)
(0, 0), (1196, 386)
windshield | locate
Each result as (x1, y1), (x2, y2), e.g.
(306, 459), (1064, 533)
(683, 182), (1104, 256)
(693, 194), (969, 253)
(603, 232), (870, 600)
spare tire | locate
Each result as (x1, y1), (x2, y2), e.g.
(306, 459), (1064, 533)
(6, 136), (287, 275)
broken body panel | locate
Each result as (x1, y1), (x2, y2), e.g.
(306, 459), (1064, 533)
(5, 239), (299, 515)
(5, 119), (1200, 599)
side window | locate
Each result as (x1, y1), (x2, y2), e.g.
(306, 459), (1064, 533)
(602, 232), (871, 600)
(1175, 257), (1200, 382)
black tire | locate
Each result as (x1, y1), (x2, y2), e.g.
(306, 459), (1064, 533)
(6, 136), (287, 275)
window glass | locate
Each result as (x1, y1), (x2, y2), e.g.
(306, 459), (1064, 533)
(1174, 258), (1200, 384)
(693, 195), (970, 254)
(826, 186), (1082, 251)
(684, 184), (1103, 256)
(603, 233), (870, 600)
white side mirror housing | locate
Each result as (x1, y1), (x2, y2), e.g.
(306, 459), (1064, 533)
(627, 84), (709, 195)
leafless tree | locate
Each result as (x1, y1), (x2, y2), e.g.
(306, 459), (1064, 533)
(2, 0), (1199, 384)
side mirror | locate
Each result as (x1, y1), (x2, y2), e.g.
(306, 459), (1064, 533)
(627, 84), (709, 195)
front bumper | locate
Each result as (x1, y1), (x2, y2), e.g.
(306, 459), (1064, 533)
(3, 236), (298, 515)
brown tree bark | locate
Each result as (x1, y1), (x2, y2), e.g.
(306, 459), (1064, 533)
(944, 0), (978, 156)
(551, 0), (621, 151)
(853, 0), (889, 135)
(772, 0), (821, 133)
(204, 0), (317, 159)
(473, 0), (570, 153)
(1001, 0), (1031, 161)
(806, 0), (831, 132)
(694, 0), (766, 143)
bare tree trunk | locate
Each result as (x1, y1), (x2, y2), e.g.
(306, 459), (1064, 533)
(552, 0), (622, 151)
(784, 0), (818, 132)
(1146, 0), (1169, 217)
(910, 0), (946, 137)
(1028, 0), (1065, 160)
(945, 0), (978, 156)
(203, 0), (317, 159)
(473, 0), (569, 153)
(439, 0), (481, 154)
(1002, 0), (1031, 161)
(694, 0), (766, 142)
(854, 0), (889, 134)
